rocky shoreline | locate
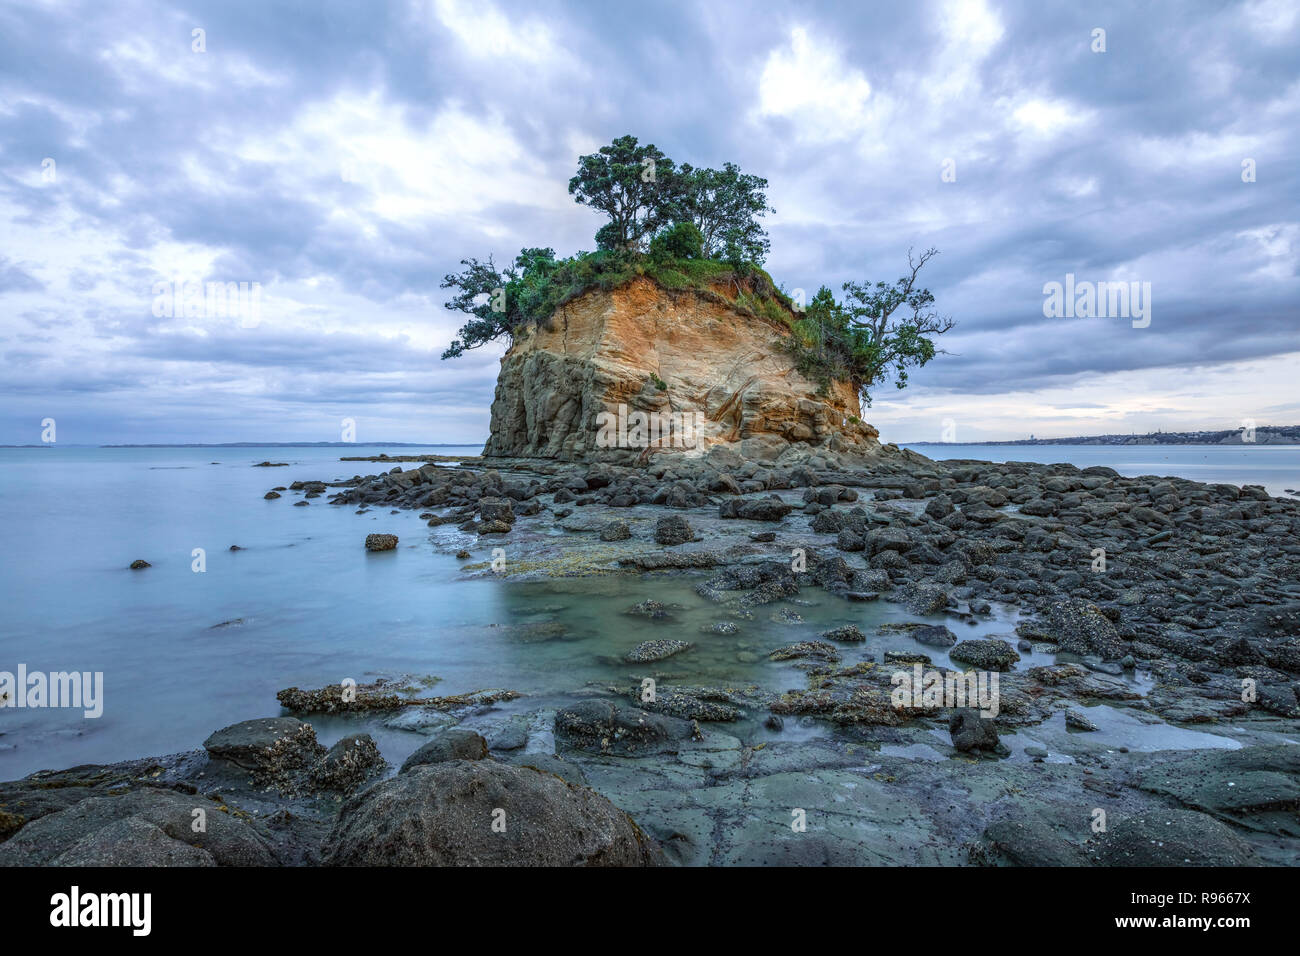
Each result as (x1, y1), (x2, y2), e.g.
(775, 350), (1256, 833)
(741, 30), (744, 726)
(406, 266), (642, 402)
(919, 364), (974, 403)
(3, 444), (1298, 866)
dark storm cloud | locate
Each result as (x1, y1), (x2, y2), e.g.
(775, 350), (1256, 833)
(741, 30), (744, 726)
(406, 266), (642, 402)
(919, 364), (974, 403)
(0, 0), (1296, 443)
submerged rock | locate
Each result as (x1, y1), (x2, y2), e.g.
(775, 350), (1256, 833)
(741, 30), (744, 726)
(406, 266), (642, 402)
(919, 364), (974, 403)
(364, 533), (399, 551)
(624, 639), (692, 663)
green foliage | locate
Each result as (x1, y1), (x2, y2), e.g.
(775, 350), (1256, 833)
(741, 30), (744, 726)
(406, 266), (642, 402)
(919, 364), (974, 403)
(648, 221), (705, 261)
(443, 135), (954, 404)
(649, 373), (668, 391)
(667, 162), (773, 264)
(569, 135), (675, 251)
(779, 249), (954, 405)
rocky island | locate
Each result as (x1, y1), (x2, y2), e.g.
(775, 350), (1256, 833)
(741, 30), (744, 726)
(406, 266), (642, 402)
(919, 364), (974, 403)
(3, 137), (1297, 869)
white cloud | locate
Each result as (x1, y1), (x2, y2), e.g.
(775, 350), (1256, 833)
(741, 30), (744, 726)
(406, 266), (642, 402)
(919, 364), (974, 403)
(756, 26), (873, 135)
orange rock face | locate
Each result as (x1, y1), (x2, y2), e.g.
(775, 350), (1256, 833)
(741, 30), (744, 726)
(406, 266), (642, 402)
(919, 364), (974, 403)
(483, 277), (882, 463)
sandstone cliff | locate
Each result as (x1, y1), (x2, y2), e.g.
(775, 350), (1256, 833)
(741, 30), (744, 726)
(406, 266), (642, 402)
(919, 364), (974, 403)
(483, 276), (884, 464)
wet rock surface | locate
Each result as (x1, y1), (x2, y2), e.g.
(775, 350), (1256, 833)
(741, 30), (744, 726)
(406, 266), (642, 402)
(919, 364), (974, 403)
(12, 446), (1299, 866)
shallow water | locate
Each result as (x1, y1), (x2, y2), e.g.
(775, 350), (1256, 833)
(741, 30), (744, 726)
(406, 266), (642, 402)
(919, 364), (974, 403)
(1, 442), (1289, 778)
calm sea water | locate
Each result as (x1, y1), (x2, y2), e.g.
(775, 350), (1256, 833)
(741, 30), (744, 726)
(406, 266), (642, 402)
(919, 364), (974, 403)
(1, 442), (1293, 778)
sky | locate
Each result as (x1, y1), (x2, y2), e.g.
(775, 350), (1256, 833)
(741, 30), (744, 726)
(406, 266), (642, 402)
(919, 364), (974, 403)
(1, 0), (1297, 446)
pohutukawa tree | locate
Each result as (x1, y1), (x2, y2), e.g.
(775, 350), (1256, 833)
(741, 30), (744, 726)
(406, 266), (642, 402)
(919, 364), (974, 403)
(441, 137), (954, 405)
(666, 161), (773, 263)
(568, 135), (676, 252)
(791, 248), (954, 405)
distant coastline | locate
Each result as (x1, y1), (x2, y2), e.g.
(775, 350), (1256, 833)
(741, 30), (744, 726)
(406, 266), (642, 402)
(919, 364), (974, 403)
(907, 425), (1300, 446)
(0, 441), (475, 449)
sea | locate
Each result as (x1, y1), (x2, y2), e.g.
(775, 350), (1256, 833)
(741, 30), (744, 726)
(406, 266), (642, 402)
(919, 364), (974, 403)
(1, 442), (1294, 778)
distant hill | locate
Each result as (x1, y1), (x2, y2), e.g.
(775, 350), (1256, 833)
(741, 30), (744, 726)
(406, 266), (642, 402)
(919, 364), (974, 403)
(910, 426), (1300, 446)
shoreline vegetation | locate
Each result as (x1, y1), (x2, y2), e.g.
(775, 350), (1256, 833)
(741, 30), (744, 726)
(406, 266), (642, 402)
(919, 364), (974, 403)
(440, 135), (954, 406)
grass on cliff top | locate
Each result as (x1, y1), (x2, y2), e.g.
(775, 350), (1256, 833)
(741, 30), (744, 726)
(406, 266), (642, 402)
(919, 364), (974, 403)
(520, 250), (799, 335)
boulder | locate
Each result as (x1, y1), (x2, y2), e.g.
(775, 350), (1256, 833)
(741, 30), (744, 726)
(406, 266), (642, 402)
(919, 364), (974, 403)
(0, 788), (277, 866)
(654, 515), (694, 546)
(949, 638), (1021, 671)
(399, 729), (489, 773)
(949, 708), (1000, 752)
(322, 761), (662, 866)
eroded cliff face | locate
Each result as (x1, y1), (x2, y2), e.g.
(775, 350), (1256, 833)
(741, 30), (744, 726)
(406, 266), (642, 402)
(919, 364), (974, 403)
(483, 276), (882, 464)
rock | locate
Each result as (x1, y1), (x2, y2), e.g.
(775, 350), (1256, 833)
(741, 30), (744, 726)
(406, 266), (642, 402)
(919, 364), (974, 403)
(311, 734), (385, 790)
(264, 491), (281, 499)
(399, 730), (489, 773)
(0, 788), (277, 866)
(719, 497), (796, 521)
(50, 816), (218, 867)
(1042, 599), (1125, 660)
(478, 496), (516, 525)
(924, 496), (954, 519)
(599, 520), (632, 541)
(749, 531), (777, 542)
(455, 549), (472, 560)
(701, 621), (739, 635)
(654, 515), (694, 546)
(322, 761), (662, 866)
(769, 641), (841, 663)
(364, 533), (399, 551)
(866, 528), (911, 555)
(203, 717), (325, 780)
(836, 529), (865, 552)
(624, 639), (692, 663)
(128, 559), (150, 570)
(949, 638), (1021, 671)
(904, 583), (950, 615)
(481, 278), (881, 464)
(624, 600), (677, 620)
(1064, 709), (1100, 731)
(821, 624), (866, 642)
(555, 700), (695, 755)
(949, 708), (1000, 752)
(914, 625), (958, 648)
(976, 815), (1087, 865)
(1094, 809), (1258, 866)
(499, 752), (589, 786)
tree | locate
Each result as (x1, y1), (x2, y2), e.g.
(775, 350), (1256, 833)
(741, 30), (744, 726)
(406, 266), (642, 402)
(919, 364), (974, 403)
(668, 162), (773, 263)
(439, 247), (558, 359)
(568, 135), (675, 251)
(838, 247), (954, 402)
(648, 221), (705, 261)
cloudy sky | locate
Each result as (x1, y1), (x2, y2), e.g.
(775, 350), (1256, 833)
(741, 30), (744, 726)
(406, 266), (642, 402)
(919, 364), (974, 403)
(1, 0), (1297, 446)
